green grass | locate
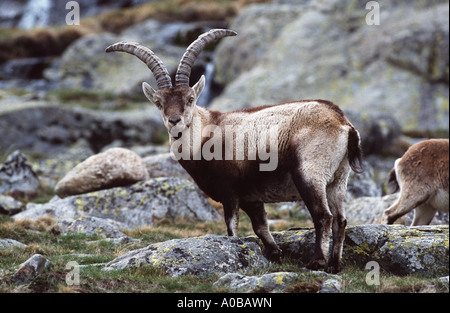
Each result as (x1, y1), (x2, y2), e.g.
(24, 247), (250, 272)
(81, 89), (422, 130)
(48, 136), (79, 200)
(0, 212), (447, 293)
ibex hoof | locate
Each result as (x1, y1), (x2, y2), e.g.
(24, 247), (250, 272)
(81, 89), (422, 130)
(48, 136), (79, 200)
(265, 247), (282, 263)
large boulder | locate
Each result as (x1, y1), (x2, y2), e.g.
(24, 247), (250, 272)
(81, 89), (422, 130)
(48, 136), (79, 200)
(0, 102), (165, 156)
(54, 147), (149, 198)
(104, 224), (448, 277)
(104, 235), (267, 277)
(13, 177), (221, 228)
(275, 224), (449, 276)
(212, 0), (449, 136)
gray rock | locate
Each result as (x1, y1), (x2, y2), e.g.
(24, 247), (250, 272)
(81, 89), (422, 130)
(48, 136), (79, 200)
(57, 216), (129, 239)
(319, 278), (343, 293)
(14, 177), (221, 229)
(214, 272), (298, 293)
(0, 238), (27, 249)
(45, 32), (185, 95)
(31, 139), (95, 189)
(104, 235), (267, 277)
(144, 152), (192, 181)
(0, 150), (40, 199)
(212, 1), (449, 136)
(214, 3), (303, 85)
(0, 102), (165, 158)
(346, 161), (382, 199)
(13, 254), (51, 284)
(345, 194), (398, 225)
(55, 147), (150, 198)
(103, 224), (448, 277)
(274, 224), (449, 276)
(345, 194), (449, 226)
(0, 194), (24, 215)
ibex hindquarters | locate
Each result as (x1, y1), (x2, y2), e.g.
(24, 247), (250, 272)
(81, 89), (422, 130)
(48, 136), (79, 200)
(287, 125), (354, 272)
(382, 139), (449, 226)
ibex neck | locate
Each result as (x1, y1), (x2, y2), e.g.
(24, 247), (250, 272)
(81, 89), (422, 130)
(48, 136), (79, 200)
(192, 105), (221, 127)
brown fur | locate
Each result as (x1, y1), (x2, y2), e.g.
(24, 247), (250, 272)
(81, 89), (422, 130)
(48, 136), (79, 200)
(382, 139), (449, 225)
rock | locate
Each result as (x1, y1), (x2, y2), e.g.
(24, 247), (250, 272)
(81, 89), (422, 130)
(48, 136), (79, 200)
(212, 0), (449, 136)
(46, 32), (185, 95)
(272, 224), (449, 276)
(13, 254), (51, 284)
(87, 236), (139, 245)
(103, 224), (448, 278)
(0, 194), (24, 215)
(104, 235), (267, 277)
(343, 110), (401, 156)
(319, 278), (343, 293)
(214, 3), (303, 85)
(345, 194), (398, 225)
(346, 161), (382, 199)
(0, 57), (53, 80)
(345, 194), (449, 226)
(31, 139), (95, 189)
(0, 102), (165, 157)
(14, 177), (221, 229)
(54, 147), (150, 198)
(214, 272), (298, 293)
(0, 238), (27, 249)
(57, 216), (130, 239)
(0, 150), (40, 199)
(144, 152), (192, 181)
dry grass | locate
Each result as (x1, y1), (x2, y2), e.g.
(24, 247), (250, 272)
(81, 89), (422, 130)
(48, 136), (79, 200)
(0, 26), (90, 62)
(0, 0), (274, 63)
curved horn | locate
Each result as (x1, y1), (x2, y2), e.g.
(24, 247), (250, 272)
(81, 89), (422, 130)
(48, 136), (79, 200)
(105, 41), (172, 90)
(175, 29), (237, 87)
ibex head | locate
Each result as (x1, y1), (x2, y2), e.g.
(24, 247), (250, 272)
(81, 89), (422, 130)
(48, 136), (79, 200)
(106, 29), (237, 136)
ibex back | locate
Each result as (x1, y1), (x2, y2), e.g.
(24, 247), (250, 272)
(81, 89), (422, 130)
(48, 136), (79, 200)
(106, 29), (363, 273)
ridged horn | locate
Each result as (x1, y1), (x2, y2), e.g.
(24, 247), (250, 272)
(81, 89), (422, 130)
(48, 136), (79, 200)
(105, 41), (172, 90)
(175, 29), (237, 87)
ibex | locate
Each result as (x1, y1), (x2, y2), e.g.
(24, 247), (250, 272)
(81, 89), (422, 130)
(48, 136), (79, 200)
(382, 139), (449, 225)
(106, 29), (363, 273)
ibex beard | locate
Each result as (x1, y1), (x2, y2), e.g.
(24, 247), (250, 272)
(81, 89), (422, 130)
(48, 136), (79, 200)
(170, 116), (279, 172)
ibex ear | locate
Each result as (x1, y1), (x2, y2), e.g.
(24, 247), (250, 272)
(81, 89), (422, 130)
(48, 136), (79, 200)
(142, 82), (157, 103)
(193, 75), (206, 99)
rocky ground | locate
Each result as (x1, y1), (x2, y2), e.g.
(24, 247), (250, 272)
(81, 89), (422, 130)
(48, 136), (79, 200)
(0, 0), (449, 293)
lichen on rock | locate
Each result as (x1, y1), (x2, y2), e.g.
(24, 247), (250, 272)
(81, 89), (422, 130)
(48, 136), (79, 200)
(104, 235), (267, 277)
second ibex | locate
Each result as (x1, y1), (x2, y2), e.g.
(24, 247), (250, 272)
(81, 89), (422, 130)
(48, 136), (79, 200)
(106, 29), (363, 273)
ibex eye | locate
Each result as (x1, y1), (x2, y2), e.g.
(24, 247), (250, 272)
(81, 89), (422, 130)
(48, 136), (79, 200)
(188, 97), (194, 105)
(155, 100), (161, 108)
